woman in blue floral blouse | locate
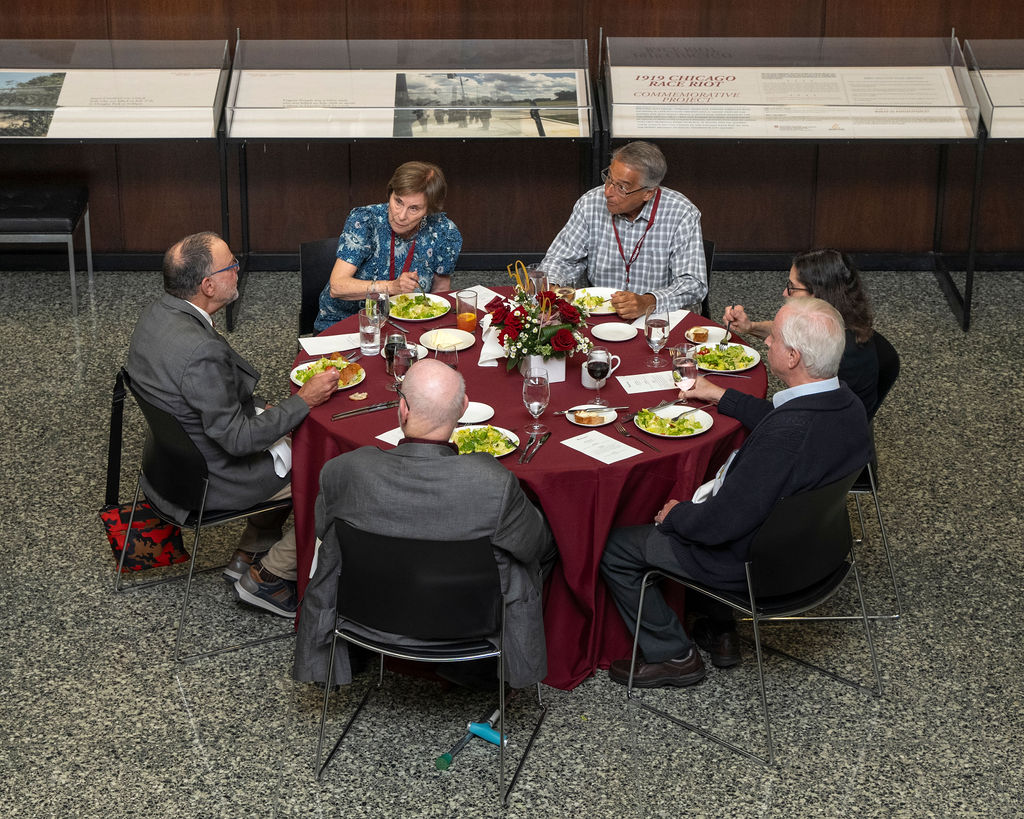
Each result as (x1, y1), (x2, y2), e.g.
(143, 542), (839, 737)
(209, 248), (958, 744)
(314, 161), (463, 332)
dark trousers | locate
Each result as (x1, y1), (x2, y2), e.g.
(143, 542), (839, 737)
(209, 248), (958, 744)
(601, 525), (734, 663)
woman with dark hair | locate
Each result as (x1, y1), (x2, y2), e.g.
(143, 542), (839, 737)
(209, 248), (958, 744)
(314, 161), (462, 332)
(722, 249), (879, 415)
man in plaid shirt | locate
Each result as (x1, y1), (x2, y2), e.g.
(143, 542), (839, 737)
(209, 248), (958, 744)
(540, 141), (707, 321)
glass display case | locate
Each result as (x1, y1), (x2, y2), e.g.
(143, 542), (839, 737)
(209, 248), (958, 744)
(602, 36), (979, 140)
(225, 39), (591, 140)
(966, 40), (1024, 138)
(0, 39), (229, 140)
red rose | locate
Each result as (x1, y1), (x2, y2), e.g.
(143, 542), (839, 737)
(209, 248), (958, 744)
(557, 301), (581, 324)
(549, 328), (576, 352)
(485, 295), (505, 312)
(505, 308), (525, 332)
(489, 304), (510, 325)
(498, 326), (520, 344)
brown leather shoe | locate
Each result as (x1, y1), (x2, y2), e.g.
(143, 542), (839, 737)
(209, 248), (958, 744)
(692, 620), (741, 668)
(608, 648), (706, 688)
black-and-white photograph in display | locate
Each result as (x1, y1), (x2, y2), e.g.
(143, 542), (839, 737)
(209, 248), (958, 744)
(395, 71), (581, 137)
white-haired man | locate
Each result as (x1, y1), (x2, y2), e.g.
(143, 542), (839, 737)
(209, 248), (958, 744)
(601, 297), (869, 688)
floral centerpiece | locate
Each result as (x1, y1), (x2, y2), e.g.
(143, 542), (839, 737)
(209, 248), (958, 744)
(484, 266), (593, 374)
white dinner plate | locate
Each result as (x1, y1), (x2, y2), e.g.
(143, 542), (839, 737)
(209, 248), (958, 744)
(450, 425), (520, 457)
(634, 405), (714, 438)
(388, 292), (451, 321)
(685, 325), (730, 345)
(573, 287), (619, 315)
(693, 343), (761, 373)
(565, 405), (618, 427)
(379, 342), (429, 361)
(420, 328), (476, 352)
(458, 401), (495, 424)
(591, 322), (637, 343)
(290, 359), (366, 390)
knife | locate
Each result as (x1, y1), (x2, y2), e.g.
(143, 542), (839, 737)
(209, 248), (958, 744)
(554, 405), (629, 415)
(668, 402), (715, 421)
(523, 431), (551, 464)
(331, 400), (398, 421)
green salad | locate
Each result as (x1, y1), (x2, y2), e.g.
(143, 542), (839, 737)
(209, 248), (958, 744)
(390, 294), (448, 320)
(694, 344), (754, 371)
(635, 408), (704, 437)
(451, 426), (517, 457)
(574, 291), (608, 310)
(294, 356), (361, 386)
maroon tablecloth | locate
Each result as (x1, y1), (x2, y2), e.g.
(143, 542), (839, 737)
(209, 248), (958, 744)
(290, 291), (767, 689)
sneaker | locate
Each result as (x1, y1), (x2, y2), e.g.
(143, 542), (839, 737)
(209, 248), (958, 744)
(222, 549), (267, 582)
(233, 563), (297, 618)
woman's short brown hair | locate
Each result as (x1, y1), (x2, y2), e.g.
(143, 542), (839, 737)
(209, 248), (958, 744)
(387, 161), (447, 213)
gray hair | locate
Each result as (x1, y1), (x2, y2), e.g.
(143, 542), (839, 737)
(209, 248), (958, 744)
(611, 141), (667, 188)
(163, 231), (220, 299)
(777, 297), (846, 379)
(401, 359), (466, 430)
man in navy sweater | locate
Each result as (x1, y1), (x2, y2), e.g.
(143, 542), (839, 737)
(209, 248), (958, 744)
(601, 297), (870, 688)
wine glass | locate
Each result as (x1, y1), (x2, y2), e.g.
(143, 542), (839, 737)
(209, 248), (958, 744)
(645, 306), (671, 368)
(586, 347), (612, 406)
(391, 345), (417, 389)
(522, 367), (550, 435)
(365, 280), (390, 328)
(384, 334), (410, 391)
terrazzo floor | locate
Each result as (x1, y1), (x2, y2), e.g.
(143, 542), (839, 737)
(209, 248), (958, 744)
(1, 264), (1021, 818)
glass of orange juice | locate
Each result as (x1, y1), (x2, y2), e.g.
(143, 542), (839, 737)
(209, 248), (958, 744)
(456, 289), (478, 333)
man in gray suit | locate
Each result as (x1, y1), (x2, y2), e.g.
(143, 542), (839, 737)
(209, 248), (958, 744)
(293, 358), (555, 689)
(127, 231), (339, 617)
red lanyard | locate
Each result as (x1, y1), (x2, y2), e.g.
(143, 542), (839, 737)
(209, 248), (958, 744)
(612, 188), (660, 289)
(389, 232), (417, 281)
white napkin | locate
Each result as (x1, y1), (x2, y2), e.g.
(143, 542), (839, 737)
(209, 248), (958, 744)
(448, 284), (503, 307)
(477, 313), (506, 368)
(255, 407), (293, 477)
(630, 309), (690, 331)
(376, 426), (405, 446)
(561, 430), (642, 463)
(299, 333), (361, 356)
(615, 371), (677, 394)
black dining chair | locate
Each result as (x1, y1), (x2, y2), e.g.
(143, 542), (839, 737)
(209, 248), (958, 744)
(116, 368), (295, 662)
(299, 237), (338, 336)
(316, 520), (547, 807)
(624, 469), (882, 765)
(850, 330), (903, 619)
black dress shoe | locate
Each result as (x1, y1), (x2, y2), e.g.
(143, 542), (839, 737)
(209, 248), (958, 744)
(692, 620), (741, 668)
(609, 648), (706, 688)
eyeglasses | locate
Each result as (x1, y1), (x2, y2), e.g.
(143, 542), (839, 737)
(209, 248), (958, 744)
(785, 280), (810, 296)
(209, 257), (240, 276)
(395, 386), (410, 410)
(600, 167), (647, 197)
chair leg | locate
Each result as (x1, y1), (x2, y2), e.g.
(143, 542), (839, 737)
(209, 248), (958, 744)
(83, 205), (94, 287)
(113, 477), (144, 590)
(866, 465), (903, 618)
(173, 521), (204, 663)
(66, 234), (77, 316)
(317, 643), (376, 781)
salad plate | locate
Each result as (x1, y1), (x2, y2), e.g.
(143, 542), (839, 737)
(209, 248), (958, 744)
(420, 328), (475, 352)
(450, 425), (519, 457)
(693, 343), (760, 372)
(458, 402), (495, 424)
(634, 405), (713, 438)
(573, 287), (618, 315)
(290, 358), (365, 390)
(591, 322), (636, 342)
(389, 292), (451, 321)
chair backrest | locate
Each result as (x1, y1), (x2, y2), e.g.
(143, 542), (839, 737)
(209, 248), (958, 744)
(299, 237), (339, 335)
(122, 367), (208, 514)
(747, 469), (862, 598)
(700, 239), (715, 318)
(871, 330), (900, 415)
(333, 519), (502, 641)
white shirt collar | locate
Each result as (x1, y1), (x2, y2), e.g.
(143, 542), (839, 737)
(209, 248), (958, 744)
(185, 300), (214, 328)
(772, 376), (840, 408)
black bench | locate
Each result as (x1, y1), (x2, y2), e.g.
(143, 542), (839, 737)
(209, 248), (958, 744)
(0, 185), (94, 315)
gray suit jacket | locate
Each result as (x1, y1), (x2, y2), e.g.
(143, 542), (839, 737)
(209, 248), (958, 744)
(293, 441), (553, 689)
(126, 293), (309, 522)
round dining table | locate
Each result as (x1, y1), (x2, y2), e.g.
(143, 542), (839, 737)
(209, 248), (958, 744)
(289, 289), (767, 690)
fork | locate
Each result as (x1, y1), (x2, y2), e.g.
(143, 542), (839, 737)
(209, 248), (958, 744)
(718, 320), (732, 351)
(518, 431), (538, 464)
(613, 418), (660, 452)
(650, 397), (687, 412)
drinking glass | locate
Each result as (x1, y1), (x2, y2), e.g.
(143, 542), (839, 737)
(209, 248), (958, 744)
(456, 290), (478, 332)
(435, 343), (458, 369)
(585, 347), (613, 406)
(525, 264), (549, 300)
(673, 353), (698, 391)
(645, 306), (671, 368)
(522, 367), (550, 435)
(358, 307), (381, 355)
(365, 280), (390, 328)
(383, 332), (408, 390)
(391, 345), (417, 388)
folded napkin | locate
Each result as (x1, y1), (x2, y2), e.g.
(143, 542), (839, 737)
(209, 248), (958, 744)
(477, 313), (506, 368)
(448, 284), (503, 308)
(256, 407), (293, 477)
(299, 332), (361, 356)
(630, 309), (690, 331)
(376, 426), (405, 446)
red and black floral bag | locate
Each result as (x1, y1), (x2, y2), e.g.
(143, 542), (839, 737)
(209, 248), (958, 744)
(100, 369), (189, 572)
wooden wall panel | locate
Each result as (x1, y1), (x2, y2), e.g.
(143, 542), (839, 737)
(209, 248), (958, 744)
(973, 144), (1024, 252)
(346, 0), (583, 40)
(814, 145), (939, 251)
(589, 0), (827, 39)
(824, 0), (1024, 39)
(1, 0), (109, 39)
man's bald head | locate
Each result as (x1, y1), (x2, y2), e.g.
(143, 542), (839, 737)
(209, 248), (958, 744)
(399, 358), (467, 439)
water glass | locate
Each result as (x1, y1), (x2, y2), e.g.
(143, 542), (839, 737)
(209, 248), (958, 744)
(645, 307), (670, 368)
(383, 332), (407, 375)
(392, 345), (417, 385)
(358, 307), (381, 355)
(522, 367), (550, 435)
(435, 343), (458, 369)
(674, 354), (698, 391)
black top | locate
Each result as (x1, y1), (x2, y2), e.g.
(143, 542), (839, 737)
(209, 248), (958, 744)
(839, 330), (879, 418)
